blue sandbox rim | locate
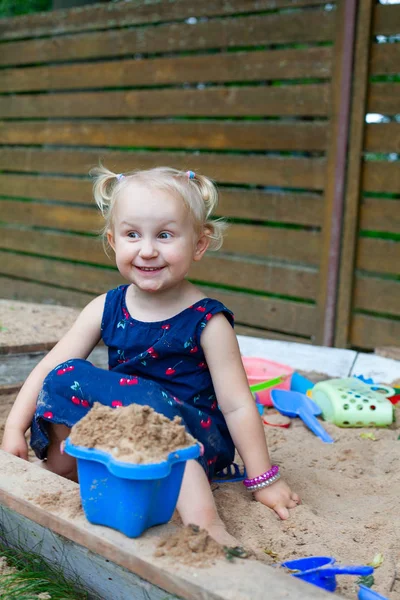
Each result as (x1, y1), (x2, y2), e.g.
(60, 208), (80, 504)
(64, 438), (201, 479)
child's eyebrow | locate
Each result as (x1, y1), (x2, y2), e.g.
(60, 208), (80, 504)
(120, 219), (178, 227)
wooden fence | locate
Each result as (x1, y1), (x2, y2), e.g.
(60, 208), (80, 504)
(0, 0), (398, 349)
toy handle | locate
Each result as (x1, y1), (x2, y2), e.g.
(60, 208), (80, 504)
(369, 384), (395, 398)
(322, 565), (373, 577)
(298, 409), (334, 444)
(250, 375), (286, 393)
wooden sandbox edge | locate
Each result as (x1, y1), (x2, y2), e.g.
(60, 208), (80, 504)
(0, 452), (335, 600)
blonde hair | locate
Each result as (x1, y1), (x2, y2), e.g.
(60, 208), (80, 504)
(90, 165), (227, 252)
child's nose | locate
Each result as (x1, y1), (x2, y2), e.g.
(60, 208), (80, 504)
(139, 239), (158, 258)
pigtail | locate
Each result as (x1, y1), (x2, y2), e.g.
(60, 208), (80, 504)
(188, 173), (228, 251)
(90, 164), (120, 218)
(90, 164), (125, 253)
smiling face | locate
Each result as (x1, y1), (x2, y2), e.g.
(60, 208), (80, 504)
(107, 182), (209, 294)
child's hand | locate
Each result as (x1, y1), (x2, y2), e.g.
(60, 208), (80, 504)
(1, 427), (29, 460)
(254, 479), (300, 520)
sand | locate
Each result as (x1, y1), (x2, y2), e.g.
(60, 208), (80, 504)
(0, 299), (399, 599)
(69, 402), (196, 463)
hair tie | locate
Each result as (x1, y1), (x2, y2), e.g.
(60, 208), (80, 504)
(186, 170), (195, 180)
(116, 173), (125, 181)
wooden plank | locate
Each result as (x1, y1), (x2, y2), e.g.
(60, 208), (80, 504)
(0, 189), (324, 229)
(368, 83), (400, 116)
(333, 0), (373, 348)
(357, 238), (400, 275)
(0, 120), (328, 152)
(0, 178), (94, 204)
(373, 3), (400, 36)
(217, 189), (323, 227)
(1, 506), (179, 600)
(0, 227), (108, 266)
(197, 286), (316, 336)
(365, 123), (400, 153)
(362, 162), (400, 194)
(0, 252), (121, 295)
(0, 200), (99, 231)
(0, 250), (318, 301)
(0, 276), (95, 309)
(221, 224), (321, 264)
(316, 0), (356, 346)
(360, 198), (400, 234)
(0, 223), (321, 266)
(0, 453), (332, 600)
(0, 1), (331, 40)
(0, 11), (335, 65)
(354, 275), (400, 316)
(0, 151), (326, 190)
(0, 47), (332, 93)
(0, 348), (107, 391)
(350, 313), (400, 349)
(370, 42), (400, 76)
(0, 85), (330, 119)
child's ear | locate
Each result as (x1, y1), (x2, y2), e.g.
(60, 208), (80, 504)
(107, 229), (116, 252)
(193, 231), (209, 262)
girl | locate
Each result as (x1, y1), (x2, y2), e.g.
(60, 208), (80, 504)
(2, 166), (300, 545)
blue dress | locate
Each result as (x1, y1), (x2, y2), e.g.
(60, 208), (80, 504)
(30, 285), (235, 478)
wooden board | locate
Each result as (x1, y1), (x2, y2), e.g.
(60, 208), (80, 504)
(0, 11), (335, 64)
(0, 1), (331, 40)
(354, 275), (400, 316)
(0, 152), (326, 188)
(350, 314), (400, 349)
(357, 238), (400, 276)
(0, 86), (330, 119)
(334, 0), (373, 348)
(365, 123), (400, 153)
(0, 120), (328, 151)
(0, 452), (333, 600)
(0, 47), (332, 93)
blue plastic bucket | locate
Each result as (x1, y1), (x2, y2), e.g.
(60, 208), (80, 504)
(282, 556), (373, 592)
(64, 438), (201, 537)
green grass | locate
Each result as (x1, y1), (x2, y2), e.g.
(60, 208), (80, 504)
(0, 542), (89, 600)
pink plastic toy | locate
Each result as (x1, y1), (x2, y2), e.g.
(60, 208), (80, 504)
(241, 356), (293, 406)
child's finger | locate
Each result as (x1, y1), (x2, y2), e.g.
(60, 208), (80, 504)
(287, 498), (299, 509)
(274, 505), (290, 520)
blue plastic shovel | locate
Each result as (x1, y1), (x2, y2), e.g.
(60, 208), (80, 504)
(271, 389), (334, 443)
(282, 556), (373, 592)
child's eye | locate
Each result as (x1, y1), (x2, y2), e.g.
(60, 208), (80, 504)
(127, 232), (139, 239)
(158, 232), (172, 239)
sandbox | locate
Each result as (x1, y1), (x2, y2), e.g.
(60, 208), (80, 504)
(0, 300), (399, 599)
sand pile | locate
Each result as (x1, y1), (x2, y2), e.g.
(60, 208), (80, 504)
(68, 402), (197, 464)
(154, 524), (226, 566)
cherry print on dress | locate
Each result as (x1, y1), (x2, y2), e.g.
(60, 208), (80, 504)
(70, 381), (90, 408)
(119, 377), (138, 385)
(165, 361), (183, 375)
(56, 364), (75, 375)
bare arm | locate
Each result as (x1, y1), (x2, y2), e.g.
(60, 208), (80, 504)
(3, 294), (106, 446)
(201, 314), (300, 519)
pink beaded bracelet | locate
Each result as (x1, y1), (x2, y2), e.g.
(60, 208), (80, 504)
(243, 465), (279, 489)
